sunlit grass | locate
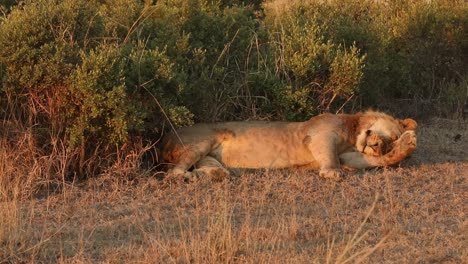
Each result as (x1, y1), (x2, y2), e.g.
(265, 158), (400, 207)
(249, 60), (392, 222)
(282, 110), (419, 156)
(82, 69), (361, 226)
(1, 120), (466, 263)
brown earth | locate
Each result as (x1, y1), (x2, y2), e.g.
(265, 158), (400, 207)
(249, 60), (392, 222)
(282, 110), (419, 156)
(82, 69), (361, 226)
(1, 119), (466, 263)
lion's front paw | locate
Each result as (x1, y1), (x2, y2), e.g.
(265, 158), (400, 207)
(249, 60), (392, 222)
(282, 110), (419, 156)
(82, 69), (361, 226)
(395, 130), (417, 155)
(319, 168), (342, 181)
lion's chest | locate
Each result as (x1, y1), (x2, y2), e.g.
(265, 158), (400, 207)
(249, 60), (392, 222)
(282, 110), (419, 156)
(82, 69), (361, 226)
(212, 129), (315, 169)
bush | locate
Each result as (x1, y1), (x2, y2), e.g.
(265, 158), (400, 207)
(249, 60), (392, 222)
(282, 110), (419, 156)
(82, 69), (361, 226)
(264, 1), (366, 119)
(383, 1), (467, 102)
(66, 46), (136, 175)
(0, 0), (103, 180)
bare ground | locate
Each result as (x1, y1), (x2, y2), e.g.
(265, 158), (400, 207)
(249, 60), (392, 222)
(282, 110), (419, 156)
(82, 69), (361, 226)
(1, 119), (467, 263)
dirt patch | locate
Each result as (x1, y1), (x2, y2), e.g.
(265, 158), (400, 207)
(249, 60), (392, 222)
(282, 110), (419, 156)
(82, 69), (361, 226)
(1, 120), (466, 263)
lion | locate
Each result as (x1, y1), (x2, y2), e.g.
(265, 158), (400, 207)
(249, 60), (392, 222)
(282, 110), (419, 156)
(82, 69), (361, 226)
(160, 111), (417, 181)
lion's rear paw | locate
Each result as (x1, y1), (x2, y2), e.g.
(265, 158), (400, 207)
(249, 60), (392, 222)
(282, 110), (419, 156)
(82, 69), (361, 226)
(319, 168), (342, 181)
(193, 167), (231, 182)
(165, 168), (193, 183)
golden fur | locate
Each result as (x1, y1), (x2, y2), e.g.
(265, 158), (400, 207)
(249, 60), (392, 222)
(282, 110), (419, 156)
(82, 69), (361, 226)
(161, 111), (417, 180)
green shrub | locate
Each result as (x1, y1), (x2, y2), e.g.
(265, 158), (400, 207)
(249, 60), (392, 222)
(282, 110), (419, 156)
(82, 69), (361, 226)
(66, 46), (133, 158)
(0, 0), (104, 178)
(264, 2), (366, 119)
(384, 1), (467, 99)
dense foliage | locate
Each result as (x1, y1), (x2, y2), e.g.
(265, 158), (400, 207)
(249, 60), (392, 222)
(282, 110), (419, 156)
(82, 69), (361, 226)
(0, 0), (466, 179)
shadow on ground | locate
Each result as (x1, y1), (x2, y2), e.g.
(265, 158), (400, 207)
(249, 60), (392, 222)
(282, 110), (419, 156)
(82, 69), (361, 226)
(402, 118), (467, 167)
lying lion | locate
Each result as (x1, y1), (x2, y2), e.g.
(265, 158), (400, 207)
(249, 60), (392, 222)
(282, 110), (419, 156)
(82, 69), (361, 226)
(161, 111), (417, 181)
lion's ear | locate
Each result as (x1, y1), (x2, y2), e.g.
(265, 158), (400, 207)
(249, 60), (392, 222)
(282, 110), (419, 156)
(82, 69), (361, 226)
(400, 118), (417, 131)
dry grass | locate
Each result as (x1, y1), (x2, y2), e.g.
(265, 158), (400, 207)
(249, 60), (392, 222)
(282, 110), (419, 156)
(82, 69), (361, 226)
(0, 119), (467, 263)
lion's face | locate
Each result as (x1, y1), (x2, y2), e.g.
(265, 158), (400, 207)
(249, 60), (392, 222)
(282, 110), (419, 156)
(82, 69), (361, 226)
(356, 114), (417, 157)
(361, 130), (388, 156)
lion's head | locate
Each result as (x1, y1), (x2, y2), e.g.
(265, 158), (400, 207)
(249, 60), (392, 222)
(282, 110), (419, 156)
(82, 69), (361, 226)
(355, 111), (417, 157)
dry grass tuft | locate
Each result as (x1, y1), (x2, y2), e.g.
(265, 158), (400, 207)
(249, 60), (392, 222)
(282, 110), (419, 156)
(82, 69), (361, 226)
(0, 119), (466, 263)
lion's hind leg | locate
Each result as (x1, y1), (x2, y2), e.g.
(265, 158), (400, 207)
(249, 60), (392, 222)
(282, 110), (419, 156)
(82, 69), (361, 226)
(192, 156), (231, 182)
(165, 139), (216, 181)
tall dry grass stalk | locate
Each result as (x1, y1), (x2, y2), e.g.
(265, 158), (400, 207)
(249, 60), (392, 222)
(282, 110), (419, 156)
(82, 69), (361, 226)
(331, 194), (390, 264)
(0, 121), (71, 201)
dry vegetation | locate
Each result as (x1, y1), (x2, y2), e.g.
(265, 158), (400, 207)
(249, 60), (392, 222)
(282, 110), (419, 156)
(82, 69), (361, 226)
(0, 119), (466, 263)
(1, 1), (466, 263)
